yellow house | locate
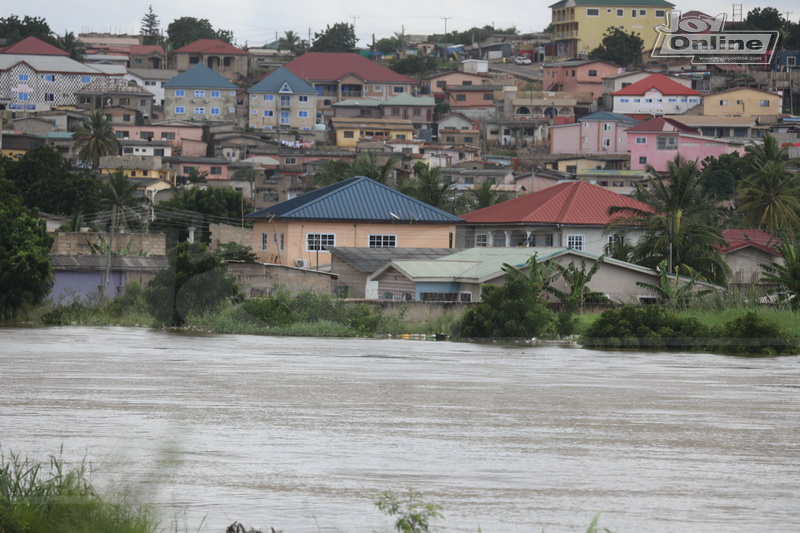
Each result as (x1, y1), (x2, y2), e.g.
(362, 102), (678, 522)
(550, 0), (674, 59)
(244, 177), (461, 268)
(98, 155), (177, 185)
(701, 87), (782, 117)
(328, 117), (415, 147)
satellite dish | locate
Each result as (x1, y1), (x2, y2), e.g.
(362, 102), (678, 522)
(389, 212), (400, 220)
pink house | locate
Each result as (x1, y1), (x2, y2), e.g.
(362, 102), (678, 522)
(627, 117), (748, 172)
(113, 121), (207, 157)
(543, 59), (621, 100)
(550, 111), (639, 154)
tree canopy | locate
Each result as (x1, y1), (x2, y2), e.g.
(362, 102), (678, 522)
(588, 27), (644, 68)
(74, 109), (120, 170)
(140, 5), (161, 45)
(310, 22), (357, 52)
(0, 178), (54, 319)
(166, 17), (233, 49)
(0, 15), (53, 44)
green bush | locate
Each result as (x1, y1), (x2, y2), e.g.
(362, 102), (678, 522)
(240, 297), (294, 326)
(709, 311), (799, 355)
(582, 305), (709, 350)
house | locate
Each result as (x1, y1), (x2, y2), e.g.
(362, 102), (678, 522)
(662, 115), (767, 139)
(98, 155), (176, 184)
(163, 64), (239, 123)
(327, 117), (414, 147)
(549, 0), (674, 59)
(50, 255), (168, 302)
(441, 84), (500, 112)
(247, 66), (318, 132)
(125, 68), (179, 107)
(171, 39), (249, 81)
(626, 117), (748, 172)
(612, 73), (702, 117)
(118, 139), (172, 157)
(550, 110), (639, 154)
(282, 52), (417, 118)
(164, 156), (232, 182)
(721, 229), (783, 287)
(331, 93), (436, 137)
(243, 176), (462, 268)
(128, 45), (167, 70)
(501, 89), (578, 122)
(367, 246), (670, 304)
(543, 60), (620, 99)
(420, 71), (494, 102)
(112, 120), (207, 157)
(481, 117), (550, 148)
(0, 36), (120, 111)
(1, 131), (46, 158)
(700, 87), (782, 117)
(74, 78), (155, 120)
(457, 180), (653, 255)
(602, 70), (692, 109)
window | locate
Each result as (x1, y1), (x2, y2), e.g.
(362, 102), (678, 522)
(175, 106), (185, 114)
(602, 138), (611, 148)
(475, 234), (488, 247)
(464, 177), (474, 185)
(162, 132), (176, 140)
(760, 100), (770, 107)
(285, 157), (296, 165)
(639, 9), (646, 15)
(483, 93), (493, 100)
(456, 94), (466, 101)
(445, 136), (456, 142)
(374, 85), (382, 91)
(45, 93), (55, 101)
(436, 80), (447, 88)
(82, 76), (91, 83)
(619, 98), (630, 103)
(122, 114), (132, 122)
(616, 8), (623, 16)
(463, 81), (473, 86)
(603, 123), (612, 131)
(211, 90), (220, 98)
(210, 167), (222, 175)
(632, 9), (637, 17)
(280, 111), (289, 124)
(264, 94), (274, 101)
(393, 86), (404, 93)
(145, 80), (156, 86)
(18, 73), (29, 81)
(279, 233), (285, 251)
(645, 98), (653, 103)
(17, 92), (29, 101)
(210, 108), (220, 115)
(298, 110), (309, 118)
(280, 94), (291, 106)
(307, 233), (335, 251)
(567, 234), (584, 250)
(633, 98), (641, 103)
(635, 137), (647, 144)
(193, 107), (205, 114)
(656, 136), (678, 150)
(720, 99), (728, 106)
(668, 98), (676, 102)
(369, 234), (397, 248)
(183, 166), (196, 174)
(263, 110), (274, 117)
(391, 107), (400, 115)
(343, 131), (355, 138)
(655, 9), (666, 17)
(175, 89), (185, 97)
(261, 232), (268, 251)
(116, 131), (129, 138)
(413, 108), (421, 115)
(544, 234), (554, 246)
(298, 95), (308, 102)
(464, 136), (474, 143)
(194, 90), (205, 98)
(262, 191), (279, 202)
(588, 69), (598, 77)
(639, 156), (647, 164)
(123, 147), (134, 154)
(42, 74), (54, 82)
(587, 8), (599, 15)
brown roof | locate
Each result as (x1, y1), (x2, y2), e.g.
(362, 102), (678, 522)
(1, 36), (69, 56)
(173, 39), (247, 55)
(626, 117), (699, 134)
(284, 52), (416, 84)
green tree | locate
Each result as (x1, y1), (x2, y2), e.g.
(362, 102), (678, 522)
(761, 242), (800, 310)
(213, 242), (258, 262)
(549, 256), (608, 336)
(351, 150), (400, 184)
(604, 233), (635, 262)
(374, 37), (398, 55)
(140, 5), (161, 46)
(54, 31), (83, 60)
(313, 159), (355, 187)
(0, 178), (54, 319)
(459, 254), (558, 339)
(167, 17), (232, 49)
(741, 133), (796, 174)
(609, 155), (729, 285)
(2, 145), (100, 216)
(311, 22), (357, 52)
(152, 186), (250, 245)
(73, 109), (120, 169)
(699, 152), (744, 202)
(588, 27), (643, 68)
(411, 162), (462, 213)
(276, 30), (302, 55)
(467, 180), (511, 211)
(0, 15), (53, 44)
(145, 241), (239, 326)
(375, 491), (443, 533)
(736, 160), (800, 240)
(388, 55), (440, 77)
(635, 259), (713, 310)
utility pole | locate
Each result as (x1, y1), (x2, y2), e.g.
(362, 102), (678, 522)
(350, 15), (359, 33)
(441, 16), (451, 41)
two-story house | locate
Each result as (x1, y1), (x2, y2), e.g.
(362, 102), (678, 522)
(0, 36), (119, 112)
(612, 73), (702, 117)
(282, 52), (417, 119)
(602, 70), (692, 109)
(550, 110), (639, 154)
(331, 93), (436, 138)
(701, 87), (782, 117)
(420, 71), (494, 102)
(543, 59), (620, 99)
(128, 45), (167, 70)
(248, 66), (318, 132)
(125, 68), (179, 107)
(549, 0), (674, 59)
(171, 39), (249, 81)
(163, 64), (239, 123)
(74, 78), (155, 120)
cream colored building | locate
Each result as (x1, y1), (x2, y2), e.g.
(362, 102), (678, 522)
(550, 0), (674, 59)
(701, 87), (782, 117)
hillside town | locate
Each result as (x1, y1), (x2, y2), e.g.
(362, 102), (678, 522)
(2, 3), (800, 313)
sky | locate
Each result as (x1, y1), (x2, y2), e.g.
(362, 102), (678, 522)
(6, 0), (800, 48)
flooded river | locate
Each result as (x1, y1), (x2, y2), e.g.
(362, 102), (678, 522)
(1, 326), (799, 532)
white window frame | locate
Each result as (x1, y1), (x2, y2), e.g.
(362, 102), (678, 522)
(298, 95), (309, 102)
(175, 106), (185, 114)
(175, 89), (185, 97)
(298, 110), (309, 118)
(263, 110), (274, 117)
(194, 90), (205, 98)
(567, 234), (585, 250)
(306, 233), (335, 252)
(635, 137), (647, 144)
(210, 108), (220, 115)
(368, 234), (397, 248)
(603, 123), (612, 131)
(193, 107), (205, 114)
(475, 234), (488, 247)
(210, 90), (220, 98)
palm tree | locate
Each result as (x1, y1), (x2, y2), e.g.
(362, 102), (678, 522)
(736, 160), (800, 240)
(549, 256), (608, 335)
(411, 163), (462, 213)
(468, 180), (511, 211)
(74, 109), (120, 169)
(277, 30), (301, 55)
(351, 150), (400, 185)
(609, 155), (730, 285)
(761, 243), (800, 310)
(635, 259), (713, 310)
(742, 133), (796, 173)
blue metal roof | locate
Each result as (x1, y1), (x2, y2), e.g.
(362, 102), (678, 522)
(163, 64), (238, 90)
(248, 66), (316, 94)
(245, 176), (463, 223)
(580, 111), (639, 124)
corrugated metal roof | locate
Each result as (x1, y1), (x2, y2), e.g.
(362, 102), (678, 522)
(163, 64), (238, 90)
(51, 255), (167, 271)
(330, 247), (459, 272)
(1, 37), (69, 56)
(173, 39), (247, 55)
(248, 66), (316, 94)
(246, 176), (463, 223)
(613, 73), (701, 96)
(460, 181), (654, 226)
(0, 54), (105, 74)
(283, 52), (416, 84)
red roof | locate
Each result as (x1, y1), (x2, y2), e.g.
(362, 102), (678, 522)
(284, 52), (416, 84)
(1, 36), (69, 56)
(460, 181), (653, 226)
(173, 39), (247, 55)
(130, 45), (166, 55)
(721, 229), (782, 255)
(613, 73), (701, 96)
(626, 116), (698, 134)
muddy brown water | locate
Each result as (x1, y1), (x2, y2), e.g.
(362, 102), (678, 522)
(1, 326), (799, 532)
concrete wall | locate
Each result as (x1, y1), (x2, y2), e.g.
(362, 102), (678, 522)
(209, 223), (253, 250)
(51, 232), (167, 256)
(227, 262), (338, 298)
(348, 300), (474, 324)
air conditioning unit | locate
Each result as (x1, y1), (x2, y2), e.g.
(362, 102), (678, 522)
(204, 99), (209, 103)
(294, 259), (308, 268)
(190, 99), (196, 103)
